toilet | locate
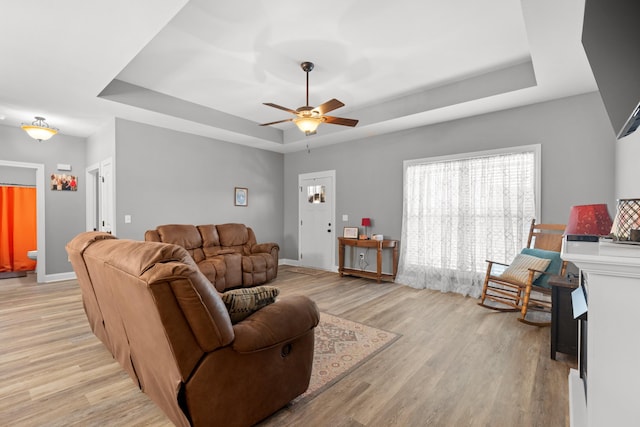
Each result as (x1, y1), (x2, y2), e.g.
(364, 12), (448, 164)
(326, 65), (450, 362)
(27, 250), (37, 261)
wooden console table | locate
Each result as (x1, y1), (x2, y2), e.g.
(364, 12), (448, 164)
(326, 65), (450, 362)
(338, 237), (399, 283)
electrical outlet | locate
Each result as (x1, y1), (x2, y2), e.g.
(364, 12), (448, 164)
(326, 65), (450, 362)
(359, 253), (365, 259)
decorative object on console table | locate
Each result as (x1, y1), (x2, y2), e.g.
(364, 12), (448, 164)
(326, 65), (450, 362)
(360, 217), (371, 240)
(234, 187), (248, 206)
(548, 274), (579, 360)
(343, 227), (358, 239)
(610, 198), (640, 241)
(564, 204), (612, 242)
(337, 237), (399, 283)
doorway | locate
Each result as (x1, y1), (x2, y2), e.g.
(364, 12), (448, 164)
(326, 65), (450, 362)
(85, 158), (114, 234)
(0, 160), (45, 283)
(86, 164), (99, 231)
(298, 170), (336, 271)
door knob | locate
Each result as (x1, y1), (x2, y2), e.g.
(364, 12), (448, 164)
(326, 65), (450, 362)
(327, 229), (331, 232)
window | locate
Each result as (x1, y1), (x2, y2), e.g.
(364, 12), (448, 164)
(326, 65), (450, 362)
(396, 145), (540, 297)
(306, 184), (326, 204)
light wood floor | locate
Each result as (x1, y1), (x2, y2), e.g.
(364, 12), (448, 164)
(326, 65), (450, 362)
(0, 267), (576, 426)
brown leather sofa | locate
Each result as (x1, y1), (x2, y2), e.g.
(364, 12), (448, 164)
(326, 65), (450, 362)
(66, 231), (319, 427)
(145, 223), (278, 292)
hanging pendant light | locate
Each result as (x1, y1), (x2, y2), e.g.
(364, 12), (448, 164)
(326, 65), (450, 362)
(21, 116), (58, 141)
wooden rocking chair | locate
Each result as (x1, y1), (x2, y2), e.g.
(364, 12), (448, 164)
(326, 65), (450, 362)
(478, 220), (567, 326)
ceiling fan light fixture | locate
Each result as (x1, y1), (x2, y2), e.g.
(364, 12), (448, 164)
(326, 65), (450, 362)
(260, 61), (358, 135)
(294, 116), (323, 135)
(21, 116), (58, 141)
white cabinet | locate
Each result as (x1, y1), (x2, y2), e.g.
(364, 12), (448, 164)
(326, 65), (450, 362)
(561, 239), (640, 427)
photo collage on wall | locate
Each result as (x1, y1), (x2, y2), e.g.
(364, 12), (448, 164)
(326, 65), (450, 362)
(50, 173), (77, 191)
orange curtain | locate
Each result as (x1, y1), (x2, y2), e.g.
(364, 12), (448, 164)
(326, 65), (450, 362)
(0, 186), (37, 272)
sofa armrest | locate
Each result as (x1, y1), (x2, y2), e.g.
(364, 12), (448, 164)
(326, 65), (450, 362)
(231, 295), (319, 353)
(251, 242), (279, 254)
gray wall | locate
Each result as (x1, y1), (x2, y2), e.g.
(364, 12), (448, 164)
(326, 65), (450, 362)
(0, 91), (617, 274)
(0, 124), (87, 275)
(113, 119), (285, 245)
(0, 165), (36, 185)
(283, 92), (617, 261)
(86, 118), (115, 167)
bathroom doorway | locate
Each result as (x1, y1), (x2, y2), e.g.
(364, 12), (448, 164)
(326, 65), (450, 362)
(0, 160), (46, 283)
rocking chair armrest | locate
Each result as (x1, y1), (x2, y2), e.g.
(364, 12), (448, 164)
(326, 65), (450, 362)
(485, 260), (509, 267)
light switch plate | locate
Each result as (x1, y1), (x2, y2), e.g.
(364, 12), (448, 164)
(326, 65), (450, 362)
(342, 214), (348, 222)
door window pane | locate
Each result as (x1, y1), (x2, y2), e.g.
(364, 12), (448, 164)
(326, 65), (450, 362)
(307, 185), (325, 204)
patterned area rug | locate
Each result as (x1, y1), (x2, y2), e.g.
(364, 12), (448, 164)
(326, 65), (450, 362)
(294, 312), (400, 403)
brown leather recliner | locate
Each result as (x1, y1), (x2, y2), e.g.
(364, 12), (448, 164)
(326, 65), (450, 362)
(66, 231), (319, 427)
(145, 223), (278, 292)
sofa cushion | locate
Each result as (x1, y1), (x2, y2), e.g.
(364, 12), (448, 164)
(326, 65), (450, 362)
(157, 225), (205, 262)
(198, 224), (221, 247)
(197, 256), (227, 291)
(242, 253), (276, 286)
(221, 285), (280, 323)
(217, 223), (249, 247)
(157, 224), (202, 249)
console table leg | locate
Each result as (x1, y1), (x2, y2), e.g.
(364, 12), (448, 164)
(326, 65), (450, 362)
(377, 244), (382, 283)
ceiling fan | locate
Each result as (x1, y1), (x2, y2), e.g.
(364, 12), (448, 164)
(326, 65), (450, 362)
(259, 61), (358, 136)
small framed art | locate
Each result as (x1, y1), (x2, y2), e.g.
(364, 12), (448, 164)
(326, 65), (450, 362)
(51, 173), (78, 191)
(343, 227), (359, 239)
(234, 187), (248, 206)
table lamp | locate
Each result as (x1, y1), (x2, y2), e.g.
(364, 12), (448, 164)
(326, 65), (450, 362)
(565, 204), (613, 241)
(361, 218), (371, 239)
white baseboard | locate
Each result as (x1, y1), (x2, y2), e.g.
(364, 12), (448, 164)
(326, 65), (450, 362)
(43, 271), (77, 283)
(279, 258), (300, 266)
(279, 259), (338, 273)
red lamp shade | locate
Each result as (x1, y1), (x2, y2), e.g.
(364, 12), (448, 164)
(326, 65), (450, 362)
(361, 218), (371, 227)
(565, 204), (613, 236)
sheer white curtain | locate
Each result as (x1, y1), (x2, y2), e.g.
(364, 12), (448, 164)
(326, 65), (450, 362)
(396, 148), (537, 297)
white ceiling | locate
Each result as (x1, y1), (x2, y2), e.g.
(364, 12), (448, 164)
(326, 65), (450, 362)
(0, 0), (597, 153)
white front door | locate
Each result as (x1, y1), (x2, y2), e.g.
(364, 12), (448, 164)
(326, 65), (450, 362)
(299, 171), (335, 270)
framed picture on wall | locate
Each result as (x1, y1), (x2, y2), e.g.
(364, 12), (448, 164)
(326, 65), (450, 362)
(50, 173), (78, 191)
(343, 227), (359, 239)
(234, 187), (248, 206)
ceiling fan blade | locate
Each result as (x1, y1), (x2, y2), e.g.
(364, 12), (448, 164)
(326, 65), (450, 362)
(259, 118), (293, 126)
(323, 116), (359, 127)
(263, 103), (299, 115)
(315, 98), (345, 115)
